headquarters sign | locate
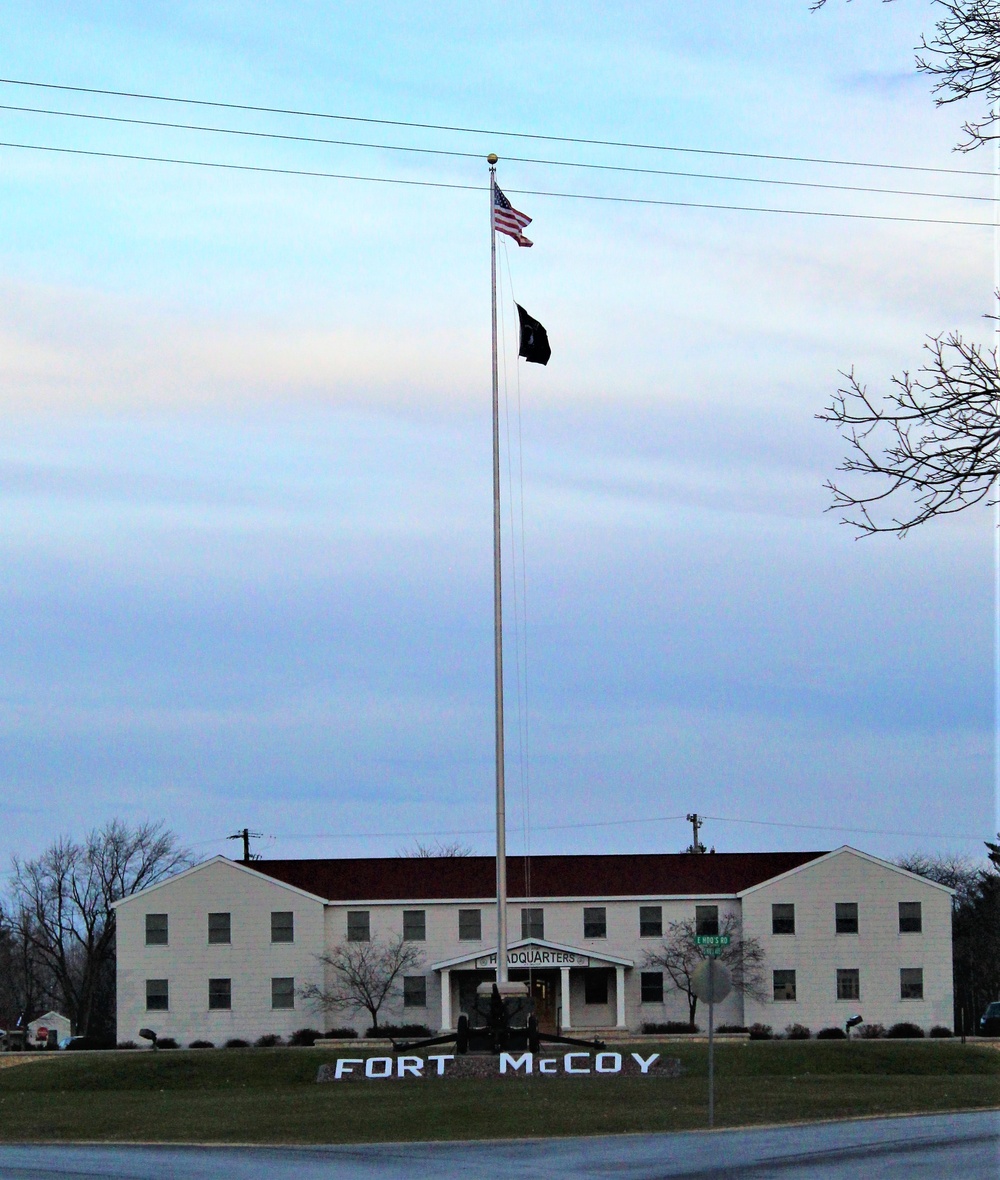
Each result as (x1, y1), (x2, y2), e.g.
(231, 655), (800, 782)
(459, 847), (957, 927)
(474, 948), (589, 969)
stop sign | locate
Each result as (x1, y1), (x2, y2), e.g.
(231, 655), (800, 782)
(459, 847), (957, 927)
(690, 960), (733, 1004)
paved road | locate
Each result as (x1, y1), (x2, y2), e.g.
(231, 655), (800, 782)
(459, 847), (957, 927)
(1, 1111), (997, 1178)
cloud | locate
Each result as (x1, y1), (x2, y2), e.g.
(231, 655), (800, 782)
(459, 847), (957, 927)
(0, 280), (489, 413)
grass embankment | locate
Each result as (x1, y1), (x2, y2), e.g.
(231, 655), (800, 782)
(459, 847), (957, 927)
(0, 1041), (997, 1144)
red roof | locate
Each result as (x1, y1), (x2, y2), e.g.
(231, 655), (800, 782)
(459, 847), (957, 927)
(248, 851), (824, 902)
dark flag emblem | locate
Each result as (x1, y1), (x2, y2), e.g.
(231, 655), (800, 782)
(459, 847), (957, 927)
(516, 304), (551, 366)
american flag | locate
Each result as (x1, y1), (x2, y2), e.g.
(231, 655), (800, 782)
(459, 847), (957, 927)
(493, 182), (533, 247)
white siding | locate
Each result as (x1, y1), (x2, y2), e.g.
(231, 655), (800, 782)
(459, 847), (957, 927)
(740, 849), (953, 1034)
(115, 847), (954, 1041)
(116, 859), (326, 1046)
(26, 1011), (72, 1044)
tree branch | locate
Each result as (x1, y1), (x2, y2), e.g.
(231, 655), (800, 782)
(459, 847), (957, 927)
(818, 328), (1000, 535)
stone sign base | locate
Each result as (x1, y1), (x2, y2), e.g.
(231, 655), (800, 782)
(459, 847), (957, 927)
(317, 1050), (683, 1082)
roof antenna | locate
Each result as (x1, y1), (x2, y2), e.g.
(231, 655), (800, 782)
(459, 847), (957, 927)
(227, 828), (263, 863)
(685, 813), (707, 855)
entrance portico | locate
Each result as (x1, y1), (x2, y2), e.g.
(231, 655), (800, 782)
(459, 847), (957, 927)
(431, 938), (633, 1033)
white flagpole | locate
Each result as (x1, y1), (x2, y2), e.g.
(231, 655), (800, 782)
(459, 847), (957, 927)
(488, 153), (509, 987)
(993, 101), (1000, 852)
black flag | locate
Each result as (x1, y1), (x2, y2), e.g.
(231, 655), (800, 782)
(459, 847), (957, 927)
(516, 304), (551, 366)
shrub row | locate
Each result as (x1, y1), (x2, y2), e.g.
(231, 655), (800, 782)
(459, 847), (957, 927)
(367, 1024), (433, 1038)
(115, 1027), (365, 1050)
(121, 1020), (954, 1051)
(720, 1021), (950, 1041)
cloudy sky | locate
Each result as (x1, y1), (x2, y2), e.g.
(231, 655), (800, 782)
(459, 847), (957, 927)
(1, 1), (996, 870)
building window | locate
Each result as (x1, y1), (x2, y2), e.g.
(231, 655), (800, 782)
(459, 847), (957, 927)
(836, 969), (860, 1000)
(145, 978), (168, 1011)
(403, 976), (427, 1008)
(271, 977), (295, 1010)
(584, 971), (609, 1005)
(458, 909), (481, 941)
(695, 906), (719, 936)
(271, 911), (294, 943)
(899, 902), (922, 934)
(521, 908), (544, 940)
(639, 906), (662, 938)
(640, 972), (664, 1003)
(773, 970), (797, 1001)
(771, 904), (795, 935)
(835, 902), (858, 934)
(347, 911), (370, 942)
(900, 968), (924, 1000)
(402, 910), (426, 941)
(208, 978), (231, 1010)
(583, 907), (607, 939)
(145, 914), (168, 946)
(208, 912), (231, 944)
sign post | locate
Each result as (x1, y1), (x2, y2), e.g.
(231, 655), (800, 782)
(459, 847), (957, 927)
(691, 935), (732, 1128)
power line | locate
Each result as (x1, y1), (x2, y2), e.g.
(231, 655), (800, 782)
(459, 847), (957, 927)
(1, 139), (993, 228)
(0, 75), (991, 178)
(0, 102), (992, 204)
(0, 138), (479, 192)
(197, 813), (985, 846)
(701, 814), (984, 843)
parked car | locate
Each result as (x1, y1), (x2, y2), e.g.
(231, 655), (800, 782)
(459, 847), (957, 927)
(62, 1035), (107, 1051)
(978, 1002), (1000, 1036)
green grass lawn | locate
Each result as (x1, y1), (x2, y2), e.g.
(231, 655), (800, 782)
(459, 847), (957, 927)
(0, 1041), (997, 1144)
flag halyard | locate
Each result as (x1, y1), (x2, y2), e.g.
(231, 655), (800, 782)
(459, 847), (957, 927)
(493, 182), (533, 247)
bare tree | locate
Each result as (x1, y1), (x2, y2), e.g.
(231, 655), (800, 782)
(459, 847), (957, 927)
(814, 0), (1000, 149)
(820, 333), (999, 535)
(895, 850), (984, 909)
(897, 848), (1000, 1031)
(399, 840), (474, 858)
(813, 1), (1000, 534)
(916, 1), (1000, 151)
(642, 913), (767, 1025)
(301, 934), (425, 1033)
(0, 902), (54, 1027)
(8, 820), (192, 1036)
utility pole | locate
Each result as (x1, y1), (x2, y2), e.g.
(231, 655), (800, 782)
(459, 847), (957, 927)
(686, 813), (706, 855)
(227, 828), (262, 863)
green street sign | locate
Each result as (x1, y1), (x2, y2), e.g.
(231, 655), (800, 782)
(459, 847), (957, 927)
(695, 934), (731, 951)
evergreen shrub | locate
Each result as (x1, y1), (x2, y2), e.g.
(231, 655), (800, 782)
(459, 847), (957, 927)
(289, 1028), (322, 1046)
(886, 1022), (924, 1039)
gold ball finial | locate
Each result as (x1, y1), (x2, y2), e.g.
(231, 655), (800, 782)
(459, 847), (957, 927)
(487, 153), (498, 164)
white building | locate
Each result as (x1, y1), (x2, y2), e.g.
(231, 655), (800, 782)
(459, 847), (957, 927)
(114, 846), (954, 1046)
(26, 1010), (73, 1047)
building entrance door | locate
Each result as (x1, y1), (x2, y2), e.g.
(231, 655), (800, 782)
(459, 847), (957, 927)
(511, 970), (558, 1033)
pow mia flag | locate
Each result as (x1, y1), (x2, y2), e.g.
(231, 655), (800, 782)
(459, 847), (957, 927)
(516, 304), (551, 366)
